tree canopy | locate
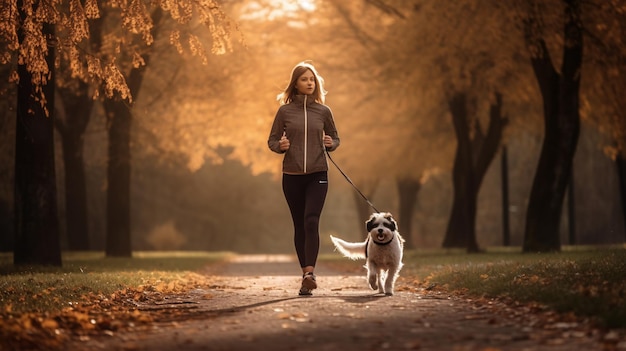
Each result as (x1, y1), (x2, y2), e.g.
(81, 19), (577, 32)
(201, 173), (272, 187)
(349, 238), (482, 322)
(1, 0), (235, 102)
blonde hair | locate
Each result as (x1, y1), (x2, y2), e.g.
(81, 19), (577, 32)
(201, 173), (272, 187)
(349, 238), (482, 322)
(277, 61), (327, 105)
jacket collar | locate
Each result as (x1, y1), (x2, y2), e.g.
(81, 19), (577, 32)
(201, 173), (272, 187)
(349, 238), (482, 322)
(293, 94), (316, 106)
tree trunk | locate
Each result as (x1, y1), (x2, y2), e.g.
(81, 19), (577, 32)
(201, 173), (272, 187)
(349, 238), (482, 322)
(61, 131), (89, 250)
(567, 172), (576, 245)
(523, 0), (582, 252)
(615, 153), (626, 242)
(475, 93), (507, 190)
(443, 92), (478, 251)
(104, 99), (132, 257)
(14, 17), (61, 266)
(443, 92), (507, 252)
(501, 146), (511, 246)
(396, 177), (421, 249)
(103, 8), (163, 257)
(56, 85), (93, 251)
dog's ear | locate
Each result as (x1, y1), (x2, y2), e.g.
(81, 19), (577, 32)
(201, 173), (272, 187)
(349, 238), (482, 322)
(384, 214), (397, 232)
(366, 217), (377, 232)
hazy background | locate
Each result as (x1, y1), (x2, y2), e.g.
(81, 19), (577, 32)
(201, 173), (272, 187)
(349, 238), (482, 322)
(0, 0), (624, 254)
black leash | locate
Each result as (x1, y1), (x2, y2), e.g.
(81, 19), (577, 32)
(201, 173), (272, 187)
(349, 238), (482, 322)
(325, 150), (380, 213)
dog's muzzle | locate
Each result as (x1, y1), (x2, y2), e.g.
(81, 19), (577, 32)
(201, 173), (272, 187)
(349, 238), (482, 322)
(376, 228), (387, 241)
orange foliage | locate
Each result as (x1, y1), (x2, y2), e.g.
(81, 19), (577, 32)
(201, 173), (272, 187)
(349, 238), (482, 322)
(0, 0), (234, 101)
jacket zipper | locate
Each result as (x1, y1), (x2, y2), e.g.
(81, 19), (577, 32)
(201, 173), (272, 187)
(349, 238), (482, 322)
(303, 95), (308, 173)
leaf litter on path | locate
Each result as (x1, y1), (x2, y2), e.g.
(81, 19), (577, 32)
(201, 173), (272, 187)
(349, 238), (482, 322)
(2, 254), (625, 351)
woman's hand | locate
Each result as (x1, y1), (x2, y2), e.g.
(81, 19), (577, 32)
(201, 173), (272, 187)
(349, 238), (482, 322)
(323, 134), (333, 148)
(279, 132), (290, 151)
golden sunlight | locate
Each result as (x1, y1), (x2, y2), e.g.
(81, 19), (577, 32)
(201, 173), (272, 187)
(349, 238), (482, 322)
(240, 0), (317, 22)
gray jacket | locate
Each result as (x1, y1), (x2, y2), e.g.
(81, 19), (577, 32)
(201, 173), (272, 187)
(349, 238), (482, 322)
(268, 94), (340, 174)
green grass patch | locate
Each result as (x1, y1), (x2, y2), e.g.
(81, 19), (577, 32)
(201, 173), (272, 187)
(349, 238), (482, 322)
(0, 251), (232, 314)
(398, 248), (626, 328)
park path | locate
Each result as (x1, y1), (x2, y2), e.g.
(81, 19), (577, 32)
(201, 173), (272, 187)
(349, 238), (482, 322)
(68, 254), (611, 351)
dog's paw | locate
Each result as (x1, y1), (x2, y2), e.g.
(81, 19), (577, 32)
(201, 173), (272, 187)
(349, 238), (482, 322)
(384, 292), (394, 296)
(368, 277), (378, 290)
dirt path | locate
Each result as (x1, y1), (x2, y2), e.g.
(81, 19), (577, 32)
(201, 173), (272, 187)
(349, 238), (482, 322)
(68, 254), (614, 351)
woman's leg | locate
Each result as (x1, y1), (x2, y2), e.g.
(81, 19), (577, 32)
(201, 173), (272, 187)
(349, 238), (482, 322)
(282, 174), (307, 267)
(302, 172), (328, 269)
(283, 171), (328, 294)
(283, 172), (328, 268)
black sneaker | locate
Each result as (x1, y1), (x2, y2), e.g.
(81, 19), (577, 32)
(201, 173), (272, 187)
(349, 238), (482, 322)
(298, 286), (313, 296)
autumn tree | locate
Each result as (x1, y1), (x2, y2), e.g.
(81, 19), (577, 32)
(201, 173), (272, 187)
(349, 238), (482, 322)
(102, 0), (234, 256)
(0, 66), (14, 251)
(1, 0), (234, 261)
(376, 1), (528, 251)
(11, 0), (62, 265)
(103, 1), (232, 257)
(519, 0), (583, 252)
(102, 7), (163, 257)
(442, 91), (509, 251)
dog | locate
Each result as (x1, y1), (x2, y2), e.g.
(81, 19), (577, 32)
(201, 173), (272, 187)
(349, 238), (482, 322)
(330, 212), (405, 296)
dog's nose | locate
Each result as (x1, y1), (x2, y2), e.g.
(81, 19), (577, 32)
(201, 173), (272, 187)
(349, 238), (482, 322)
(378, 229), (383, 234)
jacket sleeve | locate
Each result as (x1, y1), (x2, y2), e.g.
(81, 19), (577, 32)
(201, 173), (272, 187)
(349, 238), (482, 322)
(324, 108), (340, 152)
(268, 109), (285, 154)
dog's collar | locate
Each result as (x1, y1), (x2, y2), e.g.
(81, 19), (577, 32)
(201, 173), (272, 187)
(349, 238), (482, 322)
(371, 236), (394, 246)
(365, 235), (394, 258)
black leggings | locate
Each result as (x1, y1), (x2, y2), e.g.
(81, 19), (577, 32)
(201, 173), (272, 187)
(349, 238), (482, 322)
(282, 171), (328, 268)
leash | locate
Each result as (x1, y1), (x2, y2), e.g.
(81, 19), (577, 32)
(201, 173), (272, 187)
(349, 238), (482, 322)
(325, 149), (380, 213)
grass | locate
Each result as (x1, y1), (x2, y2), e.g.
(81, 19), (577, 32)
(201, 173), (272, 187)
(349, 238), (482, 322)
(0, 251), (232, 314)
(398, 247), (626, 328)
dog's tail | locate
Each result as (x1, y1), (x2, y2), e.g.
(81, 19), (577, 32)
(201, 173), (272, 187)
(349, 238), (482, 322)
(329, 235), (367, 260)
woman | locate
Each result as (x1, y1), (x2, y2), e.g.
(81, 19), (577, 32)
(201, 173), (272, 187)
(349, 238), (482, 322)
(268, 61), (340, 296)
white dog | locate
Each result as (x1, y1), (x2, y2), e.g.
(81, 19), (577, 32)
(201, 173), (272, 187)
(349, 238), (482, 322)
(330, 212), (405, 296)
